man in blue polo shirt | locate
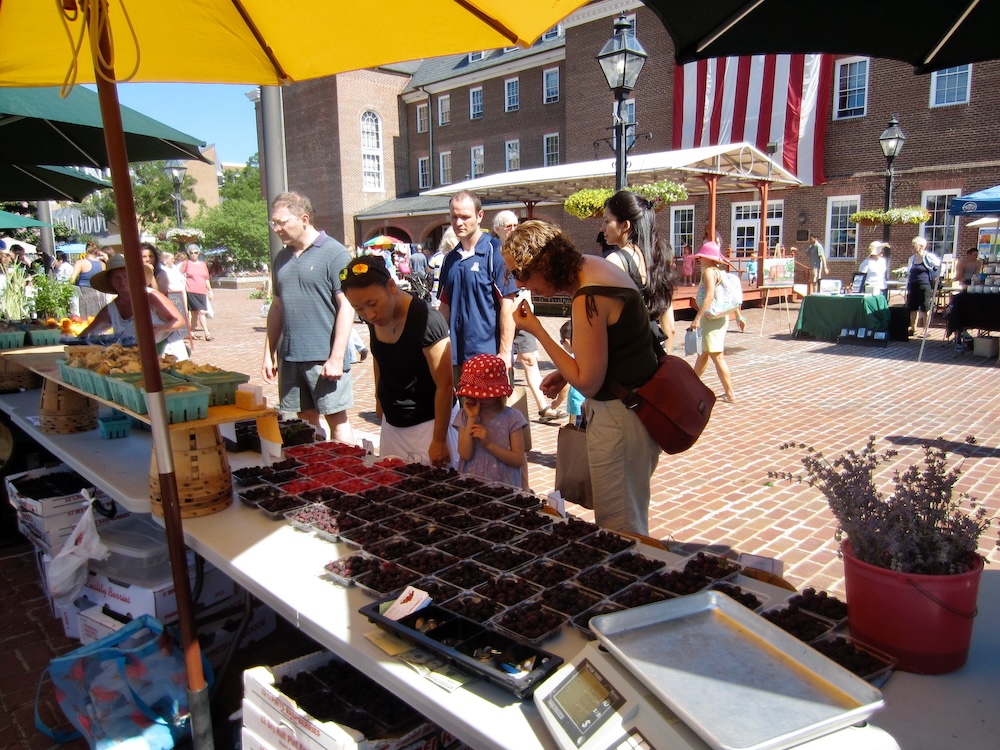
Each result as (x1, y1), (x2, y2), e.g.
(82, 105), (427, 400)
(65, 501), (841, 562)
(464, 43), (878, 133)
(262, 192), (355, 443)
(439, 191), (518, 378)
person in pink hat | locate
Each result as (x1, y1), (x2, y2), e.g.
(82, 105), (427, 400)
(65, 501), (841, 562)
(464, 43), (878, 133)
(453, 353), (528, 489)
(689, 241), (737, 403)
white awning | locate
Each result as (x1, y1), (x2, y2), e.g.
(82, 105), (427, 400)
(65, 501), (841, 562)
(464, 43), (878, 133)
(421, 143), (800, 203)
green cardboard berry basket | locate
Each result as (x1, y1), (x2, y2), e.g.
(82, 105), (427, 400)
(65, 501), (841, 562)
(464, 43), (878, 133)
(172, 369), (250, 406)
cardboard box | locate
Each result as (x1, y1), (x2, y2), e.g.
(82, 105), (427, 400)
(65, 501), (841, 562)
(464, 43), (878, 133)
(77, 604), (128, 644)
(244, 651), (434, 750)
(973, 336), (999, 357)
(242, 726), (279, 750)
(82, 563), (235, 623)
(5, 465), (98, 516)
(16, 499), (125, 556)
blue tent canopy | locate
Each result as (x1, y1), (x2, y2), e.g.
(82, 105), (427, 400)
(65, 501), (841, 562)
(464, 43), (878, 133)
(950, 185), (1000, 217)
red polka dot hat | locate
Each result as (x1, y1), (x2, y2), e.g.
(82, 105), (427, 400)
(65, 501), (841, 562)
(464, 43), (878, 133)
(455, 354), (512, 399)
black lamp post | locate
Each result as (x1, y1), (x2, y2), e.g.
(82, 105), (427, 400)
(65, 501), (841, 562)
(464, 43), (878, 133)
(878, 115), (906, 247)
(597, 13), (647, 192)
(163, 159), (187, 228)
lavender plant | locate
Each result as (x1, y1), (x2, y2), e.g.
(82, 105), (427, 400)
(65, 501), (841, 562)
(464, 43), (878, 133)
(771, 436), (995, 575)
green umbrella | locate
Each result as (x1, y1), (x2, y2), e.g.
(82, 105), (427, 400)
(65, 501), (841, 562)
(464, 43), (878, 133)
(0, 164), (110, 202)
(0, 87), (206, 167)
(0, 209), (50, 229)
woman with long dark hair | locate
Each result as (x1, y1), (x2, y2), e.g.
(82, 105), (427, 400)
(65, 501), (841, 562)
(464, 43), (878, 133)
(601, 190), (676, 352)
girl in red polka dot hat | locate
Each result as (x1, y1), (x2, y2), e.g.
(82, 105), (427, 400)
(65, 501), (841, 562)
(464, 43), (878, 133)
(453, 354), (528, 489)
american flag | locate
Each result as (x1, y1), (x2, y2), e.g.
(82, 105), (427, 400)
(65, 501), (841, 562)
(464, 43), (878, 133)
(672, 54), (834, 186)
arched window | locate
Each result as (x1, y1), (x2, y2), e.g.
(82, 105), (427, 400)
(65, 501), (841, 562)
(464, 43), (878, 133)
(360, 111), (383, 191)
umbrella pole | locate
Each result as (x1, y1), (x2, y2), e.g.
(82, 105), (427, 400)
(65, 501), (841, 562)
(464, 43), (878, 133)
(93, 28), (213, 750)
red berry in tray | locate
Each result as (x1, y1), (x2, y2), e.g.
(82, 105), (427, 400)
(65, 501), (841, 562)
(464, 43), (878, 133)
(513, 531), (565, 555)
(684, 552), (741, 580)
(711, 583), (764, 610)
(473, 545), (533, 571)
(787, 588), (848, 621)
(761, 606), (832, 642)
(550, 518), (600, 540)
(609, 552), (665, 577)
(496, 602), (566, 641)
(325, 554), (378, 578)
(434, 534), (490, 557)
(519, 560), (576, 587)
(474, 574), (539, 606)
(367, 537), (420, 561)
(356, 562), (419, 595)
(580, 530), (635, 554)
(438, 560), (494, 588)
(441, 594), (500, 623)
(646, 568), (710, 596)
(508, 510), (554, 530)
(574, 567), (636, 596)
(404, 524), (453, 546)
(610, 583), (673, 609)
(551, 542), (608, 569)
(474, 523), (521, 544)
(397, 549), (459, 576)
(538, 582), (602, 616)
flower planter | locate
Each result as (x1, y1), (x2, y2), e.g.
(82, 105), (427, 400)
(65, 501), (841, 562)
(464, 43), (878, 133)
(842, 540), (983, 674)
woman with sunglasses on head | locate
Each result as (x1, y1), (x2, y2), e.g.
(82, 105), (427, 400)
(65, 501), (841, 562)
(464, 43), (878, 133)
(503, 221), (660, 536)
(339, 256), (454, 468)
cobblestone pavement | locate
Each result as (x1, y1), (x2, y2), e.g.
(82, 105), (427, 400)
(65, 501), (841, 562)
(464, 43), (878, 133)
(2, 287), (998, 749)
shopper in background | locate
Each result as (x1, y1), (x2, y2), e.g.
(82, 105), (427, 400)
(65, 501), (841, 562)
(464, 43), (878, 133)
(140, 243), (170, 295)
(905, 236), (941, 338)
(955, 247), (981, 291)
(859, 241), (889, 295)
(689, 241), (737, 404)
(179, 244), (213, 340)
(427, 227), (456, 308)
(69, 241), (108, 319)
(805, 232), (828, 292)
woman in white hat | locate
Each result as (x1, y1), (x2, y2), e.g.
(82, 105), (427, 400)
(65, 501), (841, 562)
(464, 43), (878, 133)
(77, 253), (189, 360)
(859, 241), (889, 295)
(689, 241), (736, 403)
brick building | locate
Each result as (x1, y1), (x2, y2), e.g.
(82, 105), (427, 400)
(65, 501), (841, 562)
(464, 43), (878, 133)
(269, 0), (1000, 284)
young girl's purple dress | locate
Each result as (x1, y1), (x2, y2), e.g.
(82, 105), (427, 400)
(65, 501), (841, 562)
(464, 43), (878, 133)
(452, 405), (527, 488)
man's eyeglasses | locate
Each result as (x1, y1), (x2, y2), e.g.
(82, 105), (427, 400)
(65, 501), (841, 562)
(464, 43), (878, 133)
(269, 216), (298, 230)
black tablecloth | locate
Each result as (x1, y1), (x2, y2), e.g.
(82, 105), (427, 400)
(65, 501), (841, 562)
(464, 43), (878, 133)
(946, 293), (1000, 335)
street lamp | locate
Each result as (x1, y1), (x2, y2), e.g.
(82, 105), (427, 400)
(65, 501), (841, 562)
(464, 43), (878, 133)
(878, 115), (906, 248)
(163, 159), (187, 228)
(597, 13), (647, 191)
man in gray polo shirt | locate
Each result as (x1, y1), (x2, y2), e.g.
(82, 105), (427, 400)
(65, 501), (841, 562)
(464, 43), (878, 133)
(262, 192), (355, 443)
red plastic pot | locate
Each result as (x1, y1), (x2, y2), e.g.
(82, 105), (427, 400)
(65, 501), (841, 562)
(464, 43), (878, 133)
(842, 540), (983, 674)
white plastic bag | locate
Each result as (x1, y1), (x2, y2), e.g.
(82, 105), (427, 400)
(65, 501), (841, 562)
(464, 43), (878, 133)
(46, 500), (110, 608)
(685, 327), (703, 356)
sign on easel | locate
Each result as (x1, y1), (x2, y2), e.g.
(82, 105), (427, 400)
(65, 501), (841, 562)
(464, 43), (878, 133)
(762, 258), (795, 286)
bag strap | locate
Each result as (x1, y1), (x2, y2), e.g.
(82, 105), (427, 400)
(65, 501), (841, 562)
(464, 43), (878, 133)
(35, 667), (82, 744)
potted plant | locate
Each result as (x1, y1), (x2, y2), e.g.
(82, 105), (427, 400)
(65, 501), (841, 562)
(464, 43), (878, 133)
(563, 181), (688, 219)
(849, 206), (931, 226)
(164, 227), (204, 245)
(772, 436), (996, 673)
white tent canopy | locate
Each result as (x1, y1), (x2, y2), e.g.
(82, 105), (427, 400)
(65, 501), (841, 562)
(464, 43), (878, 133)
(421, 142), (800, 204)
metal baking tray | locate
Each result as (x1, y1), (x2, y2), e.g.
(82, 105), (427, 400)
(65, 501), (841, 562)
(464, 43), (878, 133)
(590, 591), (884, 750)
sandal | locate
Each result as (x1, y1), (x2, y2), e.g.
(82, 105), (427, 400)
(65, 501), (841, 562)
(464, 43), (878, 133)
(538, 407), (568, 422)
(720, 394), (737, 404)
(205, 334), (214, 341)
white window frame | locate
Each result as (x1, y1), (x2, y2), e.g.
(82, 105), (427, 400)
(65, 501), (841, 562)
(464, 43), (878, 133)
(921, 189), (961, 258)
(505, 78), (519, 112)
(828, 195), (861, 260)
(439, 151), (452, 185)
(670, 206), (695, 258)
(416, 103), (428, 134)
(438, 94), (450, 126)
(418, 157), (430, 190)
(834, 56), (868, 120)
(541, 24), (562, 41)
(730, 201), (783, 257)
(470, 145), (485, 178)
(930, 65), (971, 107)
(543, 133), (559, 167)
(543, 67), (560, 104)
(468, 51), (485, 62)
(502, 46), (518, 54)
(505, 139), (520, 172)
(469, 86), (483, 120)
(360, 110), (383, 191)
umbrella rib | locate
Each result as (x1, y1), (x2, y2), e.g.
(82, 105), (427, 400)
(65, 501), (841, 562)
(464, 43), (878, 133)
(696, 0), (767, 54)
(924, 0), (979, 68)
(11, 165), (75, 202)
(43, 119), (102, 168)
(452, 0), (520, 45)
(230, 0), (291, 82)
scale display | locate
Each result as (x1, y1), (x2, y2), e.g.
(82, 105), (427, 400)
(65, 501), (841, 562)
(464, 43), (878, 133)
(545, 659), (626, 744)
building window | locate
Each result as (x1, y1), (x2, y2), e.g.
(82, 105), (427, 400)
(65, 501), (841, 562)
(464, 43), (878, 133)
(439, 151), (452, 185)
(543, 68), (560, 104)
(930, 65), (971, 107)
(469, 87), (483, 119)
(505, 140), (520, 172)
(360, 110), (382, 191)
(471, 145), (485, 178)
(468, 51), (485, 62)
(416, 103), (428, 134)
(671, 206), (695, 258)
(731, 201), (783, 257)
(543, 133), (559, 167)
(922, 189), (961, 257)
(502, 46), (517, 54)
(828, 196), (860, 259)
(541, 25), (562, 41)
(505, 78), (519, 112)
(438, 95), (450, 126)
(834, 57), (868, 119)
(418, 157), (430, 190)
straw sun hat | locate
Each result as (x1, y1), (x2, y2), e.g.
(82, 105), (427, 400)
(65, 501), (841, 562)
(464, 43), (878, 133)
(89, 253), (155, 294)
(455, 354), (513, 399)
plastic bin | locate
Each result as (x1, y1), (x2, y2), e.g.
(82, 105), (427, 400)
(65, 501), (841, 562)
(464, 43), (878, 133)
(0, 330), (26, 349)
(157, 382), (211, 423)
(26, 327), (63, 346)
(173, 369), (250, 406)
(88, 514), (171, 587)
(98, 414), (132, 439)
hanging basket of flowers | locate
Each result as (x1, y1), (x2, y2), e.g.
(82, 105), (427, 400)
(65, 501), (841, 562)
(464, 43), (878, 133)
(164, 227), (205, 245)
(849, 206), (930, 226)
(563, 181), (688, 220)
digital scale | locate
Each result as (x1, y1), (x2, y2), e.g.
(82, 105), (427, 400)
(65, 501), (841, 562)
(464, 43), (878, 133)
(534, 640), (900, 750)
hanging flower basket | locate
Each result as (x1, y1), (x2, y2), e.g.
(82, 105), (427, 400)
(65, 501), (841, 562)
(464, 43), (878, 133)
(164, 227), (204, 244)
(849, 206), (930, 226)
(564, 181), (688, 220)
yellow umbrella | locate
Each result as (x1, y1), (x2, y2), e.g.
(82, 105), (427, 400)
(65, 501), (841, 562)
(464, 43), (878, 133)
(0, 1), (588, 747)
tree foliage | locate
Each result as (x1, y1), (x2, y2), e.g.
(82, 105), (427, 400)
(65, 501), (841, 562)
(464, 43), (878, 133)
(219, 153), (262, 203)
(77, 160), (198, 233)
(191, 197), (269, 272)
